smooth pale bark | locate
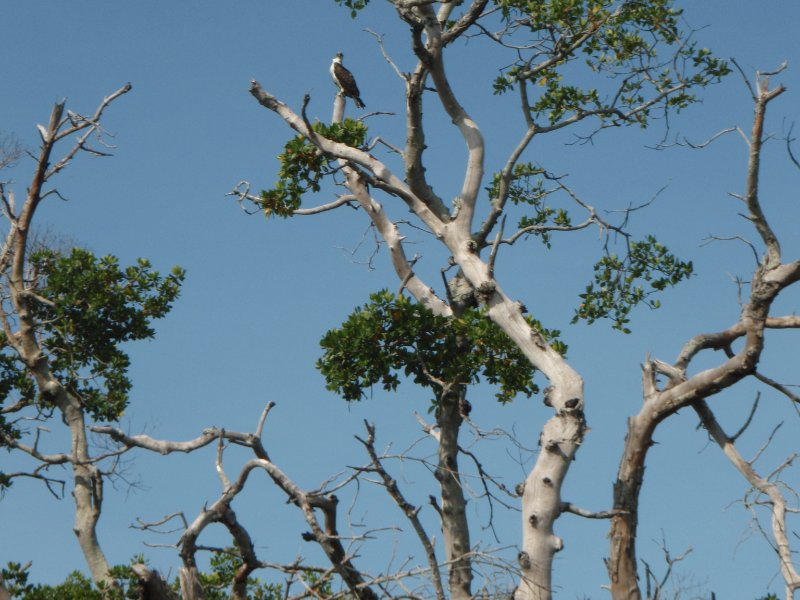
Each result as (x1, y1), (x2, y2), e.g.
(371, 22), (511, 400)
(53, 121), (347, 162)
(442, 235), (583, 600)
(178, 567), (205, 600)
(251, 5), (590, 596)
(251, 45), (586, 600)
(411, 10), (588, 584)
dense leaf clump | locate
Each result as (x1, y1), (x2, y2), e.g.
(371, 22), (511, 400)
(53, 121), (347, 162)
(27, 248), (185, 420)
(259, 119), (368, 218)
(0, 247), (184, 470)
(319, 290), (566, 404)
(2, 550), (289, 600)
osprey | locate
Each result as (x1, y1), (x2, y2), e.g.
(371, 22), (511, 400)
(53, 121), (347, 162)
(330, 52), (365, 109)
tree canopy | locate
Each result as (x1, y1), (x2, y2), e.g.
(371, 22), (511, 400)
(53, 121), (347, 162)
(2, 3), (800, 600)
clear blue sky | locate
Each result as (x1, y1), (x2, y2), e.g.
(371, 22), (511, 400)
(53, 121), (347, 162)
(2, 2), (800, 598)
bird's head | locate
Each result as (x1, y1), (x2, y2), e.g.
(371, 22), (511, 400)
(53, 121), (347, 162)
(334, 52), (344, 63)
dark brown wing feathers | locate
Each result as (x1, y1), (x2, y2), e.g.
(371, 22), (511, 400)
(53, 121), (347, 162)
(334, 62), (365, 109)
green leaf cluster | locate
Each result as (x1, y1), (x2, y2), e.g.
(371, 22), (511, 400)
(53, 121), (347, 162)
(487, 163), (572, 248)
(0, 350), (35, 448)
(197, 549), (284, 600)
(260, 119), (368, 218)
(24, 248), (184, 421)
(492, 0), (730, 126)
(1, 560), (141, 600)
(319, 291), (565, 404)
(3, 551), (289, 600)
(0, 248), (184, 437)
(573, 235), (692, 332)
(334, 0), (370, 18)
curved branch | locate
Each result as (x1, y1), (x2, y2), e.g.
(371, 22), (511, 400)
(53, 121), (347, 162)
(404, 64), (449, 220)
(476, 122), (536, 247)
(745, 76), (786, 268)
(694, 400), (800, 596)
(1, 429), (71, 464)
(343, 167), (452, 316)
(249, 81), (446, 236)
(357, 422), (446, 600)
(441, 0), (490, 46)
(410, 5), (485, 232)
(91, 426), (219, 455)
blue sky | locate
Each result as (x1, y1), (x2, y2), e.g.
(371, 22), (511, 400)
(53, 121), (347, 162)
(2, 2), (800, 598)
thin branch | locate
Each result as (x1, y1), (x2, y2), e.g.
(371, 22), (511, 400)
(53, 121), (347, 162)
(731, 393), (761, 442)
(750, 422), (783, 467)
(753, 371), (800, 407)
(694, 400), (800, 594)
(47, 84), (132, 179)
(1, 470), (66, 499)
(560, 502), (624, 520)
(743, 67), (786, 269)
(91, 426), (219, 455)
(356, 421), (446, 600)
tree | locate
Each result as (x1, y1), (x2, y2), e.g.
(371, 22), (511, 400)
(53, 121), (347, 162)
(232, 1), (797, 599)
(0, 88), (185, 590)
(3, 3), (799, 600)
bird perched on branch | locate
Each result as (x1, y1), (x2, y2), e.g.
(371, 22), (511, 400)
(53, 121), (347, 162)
(330, 52), (365, 109)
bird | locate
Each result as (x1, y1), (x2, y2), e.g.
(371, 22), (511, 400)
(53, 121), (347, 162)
(330, 52), (365, 109)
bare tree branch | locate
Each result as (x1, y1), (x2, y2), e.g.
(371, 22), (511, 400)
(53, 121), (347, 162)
(694, 400), (800, 596)
(356, 421), (446, 600)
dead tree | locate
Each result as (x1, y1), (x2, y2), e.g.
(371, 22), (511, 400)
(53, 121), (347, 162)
(606, 68), (800, 600)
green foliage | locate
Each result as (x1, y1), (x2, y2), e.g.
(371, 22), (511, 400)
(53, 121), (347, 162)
(573, 235), (692, 332)
(1, 561), (140, 600)
(260, 119), (368, 218)
(0, 349), (34, 450)
(16, 572), (102, 600)
(319, 290), (565, 404)
(2, 561), (33, 597)
(486, 163), (572, 248)
(197, 549), (283, 600)
(297, 570), (333, 599)
(334, 0), (370, 18)
(0, 248), (185, 426)
(492, 0), (729, 127)
(3, 551), (288, 600)
(756, 595), (779, 600)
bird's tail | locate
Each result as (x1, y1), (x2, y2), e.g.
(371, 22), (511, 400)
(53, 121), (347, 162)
(355, 97), (365, 109)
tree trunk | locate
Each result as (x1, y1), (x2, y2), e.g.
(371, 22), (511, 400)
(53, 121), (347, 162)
(131, 564), (178, 600)
(0, 572), (10, 600)
(449, 246), (585, 600)
(65, 401), (114, 588)
(514, 411), (585, 600)
(178, 567), (205, 600)
(436, 387), (472, 600)
(607, 414), (656, 600)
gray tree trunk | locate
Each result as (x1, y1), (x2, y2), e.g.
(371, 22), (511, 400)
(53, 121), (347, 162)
(436, 388), (472, 600)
